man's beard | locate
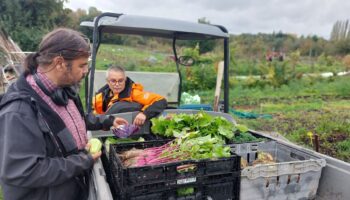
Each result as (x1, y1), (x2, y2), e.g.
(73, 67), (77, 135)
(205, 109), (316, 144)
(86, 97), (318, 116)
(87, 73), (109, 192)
(60, 70), (85, 88)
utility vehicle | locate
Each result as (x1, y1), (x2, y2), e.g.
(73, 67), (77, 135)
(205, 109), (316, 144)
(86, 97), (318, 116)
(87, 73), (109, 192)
(81, 13), (350, 200)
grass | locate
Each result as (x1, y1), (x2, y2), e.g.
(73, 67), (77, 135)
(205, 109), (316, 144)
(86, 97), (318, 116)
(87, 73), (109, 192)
(95, 44), (176, 72)
(237, 106), (350, 162)
(255, 101), (323, 113)
(196, 76), (350, 106)
(230, 57), (346, 76)
(232, 76), (350, 104)
(232, 97), (350, 162)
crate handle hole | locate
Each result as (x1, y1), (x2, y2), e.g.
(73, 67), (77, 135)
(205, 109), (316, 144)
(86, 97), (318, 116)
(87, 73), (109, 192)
(296, 174), (301, 183)
(287, 175), (291, 185)
(177, 187), (195, 197)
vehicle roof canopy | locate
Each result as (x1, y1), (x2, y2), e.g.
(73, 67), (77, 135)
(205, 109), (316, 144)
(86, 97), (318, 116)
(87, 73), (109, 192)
(80, 14), (229, 40)
(81, 13), (231, 113)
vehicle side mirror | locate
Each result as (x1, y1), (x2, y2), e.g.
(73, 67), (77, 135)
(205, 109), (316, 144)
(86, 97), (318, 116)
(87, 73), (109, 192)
(178, 56), (195, 66)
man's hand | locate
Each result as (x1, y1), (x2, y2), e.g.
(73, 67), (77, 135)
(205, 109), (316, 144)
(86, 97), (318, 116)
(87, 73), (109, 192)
(113, 117), (128, 128)
(85, 143), (102, 161)
(133, 112), (147, 126)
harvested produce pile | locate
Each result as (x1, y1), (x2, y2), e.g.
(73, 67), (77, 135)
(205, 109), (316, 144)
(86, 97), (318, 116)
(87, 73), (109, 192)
(119, 133), (231, 167)
(150, 111), (235, 141)
(118, 111), (259, 167)
(151, 111), (262, 143)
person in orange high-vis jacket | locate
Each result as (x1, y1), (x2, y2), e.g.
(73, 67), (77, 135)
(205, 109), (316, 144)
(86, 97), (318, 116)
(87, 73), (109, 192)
(93, 66), (167, 125)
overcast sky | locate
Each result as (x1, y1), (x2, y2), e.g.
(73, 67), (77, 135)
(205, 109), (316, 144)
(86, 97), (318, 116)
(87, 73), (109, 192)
(65, 0), (350, 39)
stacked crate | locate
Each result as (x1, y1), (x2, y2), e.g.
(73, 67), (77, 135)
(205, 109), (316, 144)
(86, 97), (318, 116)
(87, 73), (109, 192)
(108, 140), (241, 200)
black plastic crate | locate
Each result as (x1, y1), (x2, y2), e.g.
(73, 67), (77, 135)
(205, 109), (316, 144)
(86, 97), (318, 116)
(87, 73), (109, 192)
(108, 140), (240, 197)
(124, 175), (240, 200)
(111, 171), (240, 197)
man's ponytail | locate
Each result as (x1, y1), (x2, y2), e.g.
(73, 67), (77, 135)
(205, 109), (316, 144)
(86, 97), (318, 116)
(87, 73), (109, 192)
(23, 52), (40, 74)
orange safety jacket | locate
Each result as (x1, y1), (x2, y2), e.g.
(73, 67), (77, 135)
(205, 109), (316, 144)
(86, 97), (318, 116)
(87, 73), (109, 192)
(93, 77), (167, 119)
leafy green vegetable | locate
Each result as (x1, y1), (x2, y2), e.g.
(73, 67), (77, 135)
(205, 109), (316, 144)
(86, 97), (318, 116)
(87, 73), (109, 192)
(232, 132), (262, 143)
(151, 111), (234, 140)
(151, 111), (262, 143)
(177, 187), (194, 196)
(161, 134), (229, 161)
(236, 124), (249, 133)
(106, 137), (138, 144)
(129, 131), (232, 167)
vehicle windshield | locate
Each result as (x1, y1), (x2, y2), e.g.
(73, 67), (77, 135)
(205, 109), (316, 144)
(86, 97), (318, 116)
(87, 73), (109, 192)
(90, 34), (223, 107)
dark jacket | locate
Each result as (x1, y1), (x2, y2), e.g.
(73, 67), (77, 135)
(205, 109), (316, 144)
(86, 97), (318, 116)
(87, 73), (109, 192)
(0, 75), (114, 200)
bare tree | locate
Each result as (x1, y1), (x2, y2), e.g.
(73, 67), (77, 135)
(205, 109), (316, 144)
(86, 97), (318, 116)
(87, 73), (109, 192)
(0, 28), (25, 93)
(0, 28), (25, 65)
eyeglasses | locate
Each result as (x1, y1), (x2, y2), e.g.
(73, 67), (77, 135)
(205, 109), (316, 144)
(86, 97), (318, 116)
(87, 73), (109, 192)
(107, 78), (125, 85)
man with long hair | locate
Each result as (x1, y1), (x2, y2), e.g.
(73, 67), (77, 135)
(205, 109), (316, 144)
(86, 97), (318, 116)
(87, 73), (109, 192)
(0, 28), (128, 200)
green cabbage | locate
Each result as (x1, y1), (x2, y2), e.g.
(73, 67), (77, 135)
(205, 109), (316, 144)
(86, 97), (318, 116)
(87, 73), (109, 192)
(89, 138), (102, 154)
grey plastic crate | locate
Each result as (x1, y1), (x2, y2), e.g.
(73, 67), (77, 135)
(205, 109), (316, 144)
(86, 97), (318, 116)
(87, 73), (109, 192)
(230, 141), (326, 200)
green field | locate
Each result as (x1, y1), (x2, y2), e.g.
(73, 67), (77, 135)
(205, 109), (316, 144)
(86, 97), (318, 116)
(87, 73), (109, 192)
(236, 100), (350, 162)
(196, 76), (350, 162)
(94, 44), (177, 72)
